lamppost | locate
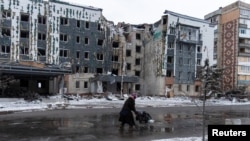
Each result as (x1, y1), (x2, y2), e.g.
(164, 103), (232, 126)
(202, 58), (209, 141)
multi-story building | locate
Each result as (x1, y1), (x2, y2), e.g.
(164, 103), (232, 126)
(0, 0), (216, 97)
(205, 1), (250, 92)
(0, 0), (139, 96)
(0, 0), (105, 95)
(143, 10), (214, 96)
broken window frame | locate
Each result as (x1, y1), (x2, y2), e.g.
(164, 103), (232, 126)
(96, 53), (104, 61)
(135, 58), (141, 65)
(136, 45), (141, 53)
(37, 48), (46, 56)
(20, 30), (29, 38)
(19, 45), (29, 55)
(96, 68), (103, 74)
(76, 36), (80, 43)
(97, 39), (104, 46)
(38, 15), (46, 24)
(84, 67), (89, 73)
(60, 33), (68, 42)
(84, 51), (89, 60)
(1, 28), (11, 37)
(135, 70), (140, 77)
(84, 81), (88, 88)
(126, 50), (131, 57)
(20, 13), (29, 22)
(60, 17), (69, 26)
(76, 20), (81, 28)
(135, 84), (140, 91)
(59, 49), (69, 58)
(76, 51), (80, 59)
(1, 45), (10, 54)
(85, 21), (90, 29)
(75, 81), (80, 88)
(126, 63), (131, 70)
(136, 33), (141, 40)
(84, 37), (89, 45)
(38, 32), (46, 40)
(2, 10), (11, 19)
(112, 55), (119, 62)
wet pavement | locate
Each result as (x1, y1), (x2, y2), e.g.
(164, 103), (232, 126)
(0, 105), (250, 141)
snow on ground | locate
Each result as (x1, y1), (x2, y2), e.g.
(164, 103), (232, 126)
(0, 94), (249, 141)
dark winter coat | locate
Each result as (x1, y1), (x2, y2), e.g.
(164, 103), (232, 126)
(119, 96), (137, 126)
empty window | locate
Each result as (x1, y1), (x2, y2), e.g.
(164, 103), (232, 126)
(84, 52), (89, 59)
(126, 50), (131, 57)
(168, 42), (174, 49)
(2, 10), (11, 18)
(38, 16), (46, 24)
(112, 55), (119, 62)
(38, 48), (46, 56)
(1, 28), (11, 36)
(84, 67), (89, 73)
(85, 21), (89, 29)
(76, 51), (80, 59)
(1, 45), (10, 54)
(195, 85), (200, 92)
(60, 34), (68, 42)
(135, 84), (140, 90)
(197, 46), (201, 53)
(97, 39), (104, 46)
(20, 46), (29, 55)
(167, 56), (173, 63)
(21, 13), (29, 22)
(84, 37), (89, 45)
(20, 30), (29, 38)
(112, 42), (119, 48)
(135, 71), (140, 77)
(60, 49), (69, 57)
(76, 20), (81, 28)
(60, 17), (68, 25)
(97, 53), (104, 60)
(136, 33), (141, 40)
(97, 23), (101, 31)
(38, 33), (46, 40)
(126, 63), (131, 70)
(96, 68), (103, 74)
(163, 18), (167, 25)
(75, 81), (80, 88)
(136, 45), (141, 53)
(166, 70), (172, 77)
(84, 81), (88, 88)
(135, 58), (140, 65)
(186, 85), (190, 92)
(76, 36), (80, 43)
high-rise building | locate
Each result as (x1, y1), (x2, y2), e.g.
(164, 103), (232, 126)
(143, 10), (214, 96)
(205, 1), (250, 92)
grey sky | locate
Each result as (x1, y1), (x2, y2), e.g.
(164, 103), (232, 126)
(65, 0), (245, 24)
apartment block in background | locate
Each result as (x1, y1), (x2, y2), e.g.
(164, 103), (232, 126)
(205, 1), (250, 92)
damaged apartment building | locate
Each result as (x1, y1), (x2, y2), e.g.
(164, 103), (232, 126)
(0, 0), (139, 97)
(142, 10), (214, 96)
(0, 0), (215, 98)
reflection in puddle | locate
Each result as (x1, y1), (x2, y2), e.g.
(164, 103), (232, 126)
(0, 109), (250, 141)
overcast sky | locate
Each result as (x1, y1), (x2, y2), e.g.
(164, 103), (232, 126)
(64, 0), (247, 24)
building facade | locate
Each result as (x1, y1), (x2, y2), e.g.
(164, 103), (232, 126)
(143, 10), (214, 96)
(205, 1), (250, 92)
(1, 0), (217, 97)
